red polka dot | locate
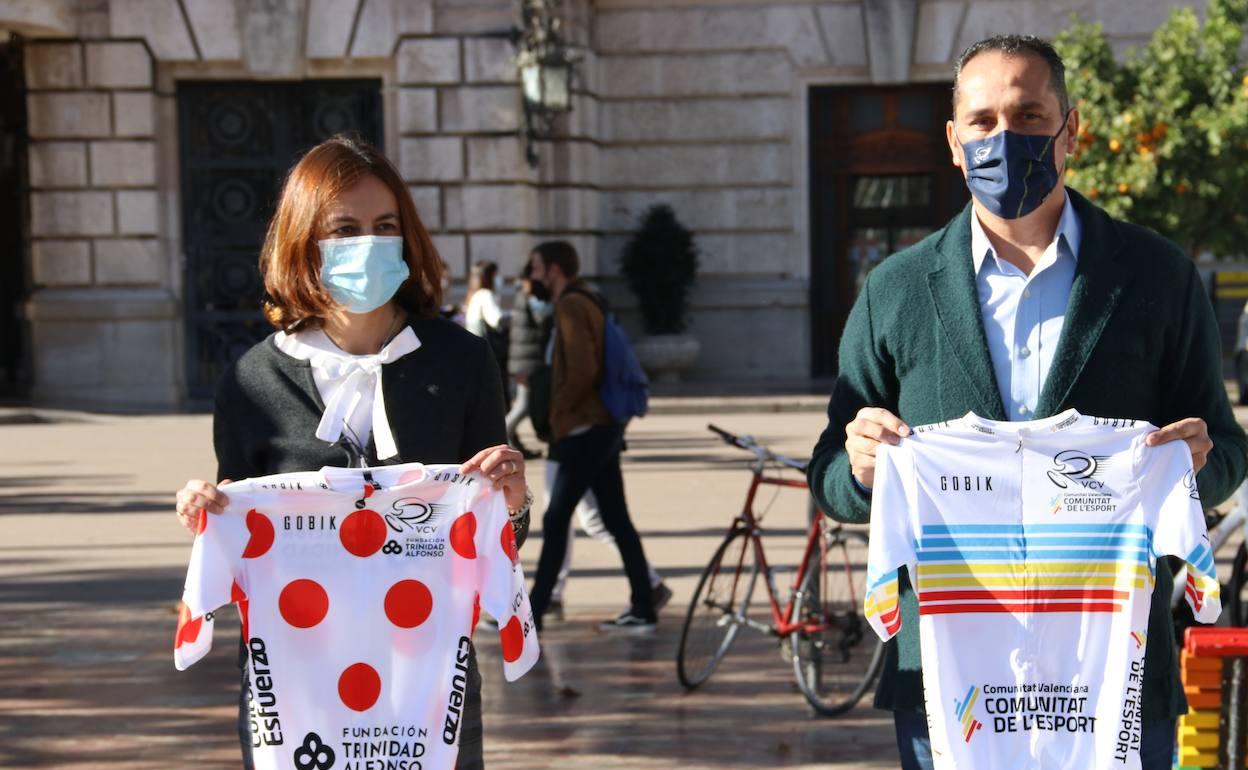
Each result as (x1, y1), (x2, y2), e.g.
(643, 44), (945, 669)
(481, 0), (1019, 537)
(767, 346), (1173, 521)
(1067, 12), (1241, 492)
(338, 662), (381, 712)
(231, 580), (247, 603)
(501, 521), (519, 566)
(278, 579), (329, 628)
(471, 594), (481, 635)
(242, 510), (275, 559)
(450, 513), (477, 559)
(500, 616), (525, 663)
(195, 507), (208, 536)
(339, 509), (387, 557)
(175, 603), (202, 648)
(384, 580), (433, 628)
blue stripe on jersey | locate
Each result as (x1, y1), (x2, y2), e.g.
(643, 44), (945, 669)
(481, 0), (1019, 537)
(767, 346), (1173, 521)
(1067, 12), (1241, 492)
(1184, 544), (1216, 576)
(919, 536), (1149, 549)
(917, 548), (1150, 563)
(920, 523), (1151, 535)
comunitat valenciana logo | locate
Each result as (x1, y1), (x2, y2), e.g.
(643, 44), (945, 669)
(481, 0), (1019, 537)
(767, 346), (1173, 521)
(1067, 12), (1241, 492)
(954, 685), (983, 742)
(1046, 450), (1110, 490)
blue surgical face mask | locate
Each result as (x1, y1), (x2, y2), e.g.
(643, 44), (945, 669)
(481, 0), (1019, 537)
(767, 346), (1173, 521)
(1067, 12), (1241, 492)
(318, 235), (410, 314)
(527, 295), (553, 320)
(959, 110), (1072, 220)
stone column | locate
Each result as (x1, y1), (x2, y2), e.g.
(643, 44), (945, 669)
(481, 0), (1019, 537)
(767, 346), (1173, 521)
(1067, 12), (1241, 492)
(22, 38), (177, 409)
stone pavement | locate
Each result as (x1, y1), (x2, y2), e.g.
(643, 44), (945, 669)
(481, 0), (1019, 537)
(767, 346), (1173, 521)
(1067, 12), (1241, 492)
(0, 406), (898, 769)
(2, 402), (1245, 769)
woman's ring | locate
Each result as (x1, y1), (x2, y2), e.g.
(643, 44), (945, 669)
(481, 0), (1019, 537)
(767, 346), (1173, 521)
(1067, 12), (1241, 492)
(507, 459), (517, 475)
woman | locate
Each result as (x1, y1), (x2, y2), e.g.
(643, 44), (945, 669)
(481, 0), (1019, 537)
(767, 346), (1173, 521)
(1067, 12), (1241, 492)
(463, 260), (510, 406)
(503, 262), (547, 459)
(173, 135), (530, 770)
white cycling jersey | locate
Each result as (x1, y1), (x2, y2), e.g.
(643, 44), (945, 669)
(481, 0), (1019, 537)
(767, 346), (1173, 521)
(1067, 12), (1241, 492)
(174, 462), (539, 770)
(864, 410), (1220, 770)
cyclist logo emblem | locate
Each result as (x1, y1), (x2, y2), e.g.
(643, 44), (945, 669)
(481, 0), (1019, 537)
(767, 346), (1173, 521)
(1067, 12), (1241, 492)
(1046, 450), (1110, 489)
(1182, 469), (1200, 500)
(953, 685), (983, 742)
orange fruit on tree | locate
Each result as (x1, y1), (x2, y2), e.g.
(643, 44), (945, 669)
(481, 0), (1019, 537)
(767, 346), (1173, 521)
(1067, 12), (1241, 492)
(1109, 138), (1122, 153)
(1117, 182), (1130, 194)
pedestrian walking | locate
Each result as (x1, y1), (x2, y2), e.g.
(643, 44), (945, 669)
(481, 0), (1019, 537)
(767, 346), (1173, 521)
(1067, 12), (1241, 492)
(525, 240), (658, 633)
(504, 263), (545, 459)
(546, 456), (671, 619)
(464, 260), (510, 405)
(807, 35), (1246, 770)
(171, 134), (533, 770)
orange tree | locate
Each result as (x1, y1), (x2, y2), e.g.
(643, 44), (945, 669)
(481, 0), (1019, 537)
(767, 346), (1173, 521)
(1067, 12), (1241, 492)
(1054, 0), (1248, 256)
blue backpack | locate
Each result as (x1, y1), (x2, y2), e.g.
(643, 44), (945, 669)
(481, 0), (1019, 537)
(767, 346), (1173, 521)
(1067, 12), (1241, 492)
(573, 289), (649, 423)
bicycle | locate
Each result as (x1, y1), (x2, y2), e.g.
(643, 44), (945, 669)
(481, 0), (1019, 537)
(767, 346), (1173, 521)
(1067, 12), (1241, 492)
(675, 424), (885, 716)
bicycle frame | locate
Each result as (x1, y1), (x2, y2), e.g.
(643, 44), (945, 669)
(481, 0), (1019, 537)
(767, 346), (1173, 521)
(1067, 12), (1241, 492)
(727, 461), (839, 639)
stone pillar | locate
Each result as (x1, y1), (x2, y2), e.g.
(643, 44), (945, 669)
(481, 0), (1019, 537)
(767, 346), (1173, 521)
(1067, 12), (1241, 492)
(22, 37), (177, 409)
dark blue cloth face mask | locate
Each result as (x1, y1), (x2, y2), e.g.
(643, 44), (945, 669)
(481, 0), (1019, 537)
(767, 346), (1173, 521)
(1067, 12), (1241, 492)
(959, 110), (1073, 220)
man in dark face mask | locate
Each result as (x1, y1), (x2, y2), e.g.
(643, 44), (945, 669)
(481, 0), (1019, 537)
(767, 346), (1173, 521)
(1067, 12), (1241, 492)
(808, 34), (1246, 770)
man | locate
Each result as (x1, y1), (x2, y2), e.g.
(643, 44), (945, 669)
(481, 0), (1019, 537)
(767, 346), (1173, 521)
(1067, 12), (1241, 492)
(526, 240), (658, 632)
(808, 35), (1246, 770)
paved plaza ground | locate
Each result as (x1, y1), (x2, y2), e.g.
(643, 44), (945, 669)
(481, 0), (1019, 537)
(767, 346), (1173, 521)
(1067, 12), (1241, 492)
(1, 400), (1244, 768)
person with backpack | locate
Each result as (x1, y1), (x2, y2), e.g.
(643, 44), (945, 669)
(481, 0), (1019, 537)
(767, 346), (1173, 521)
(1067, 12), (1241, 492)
(525, 240), (658, 633)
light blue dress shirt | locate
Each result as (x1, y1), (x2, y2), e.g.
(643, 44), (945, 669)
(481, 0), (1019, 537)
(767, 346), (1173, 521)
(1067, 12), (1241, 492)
(971, 192), (1082, 420)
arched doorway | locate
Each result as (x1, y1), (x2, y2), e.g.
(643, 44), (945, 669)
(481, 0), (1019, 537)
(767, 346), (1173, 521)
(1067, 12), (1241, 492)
(808, 83), (969, 377)
(0, 36), (28, 396)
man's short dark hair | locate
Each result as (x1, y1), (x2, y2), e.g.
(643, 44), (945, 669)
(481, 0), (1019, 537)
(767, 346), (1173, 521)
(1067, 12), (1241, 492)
(532, 240), (580, 279)
(953, 34), (1070, 117)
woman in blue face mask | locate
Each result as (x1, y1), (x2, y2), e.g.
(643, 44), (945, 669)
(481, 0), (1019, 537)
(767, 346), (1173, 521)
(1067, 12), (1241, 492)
(172, 134), (531, 770)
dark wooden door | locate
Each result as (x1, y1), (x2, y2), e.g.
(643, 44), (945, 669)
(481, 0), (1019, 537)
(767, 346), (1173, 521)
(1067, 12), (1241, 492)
(808, 84), (969, 377)
(0, 39), (27, 396)
(178, 80), (383, 402)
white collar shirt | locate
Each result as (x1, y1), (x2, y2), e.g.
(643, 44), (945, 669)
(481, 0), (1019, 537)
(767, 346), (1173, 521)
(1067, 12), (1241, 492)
(971, 192), (1082, 419)
(273, 327), (421, 460)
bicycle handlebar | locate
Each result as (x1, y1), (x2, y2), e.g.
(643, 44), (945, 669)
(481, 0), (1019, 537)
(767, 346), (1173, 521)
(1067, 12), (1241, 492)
(707, 423), (808, 472)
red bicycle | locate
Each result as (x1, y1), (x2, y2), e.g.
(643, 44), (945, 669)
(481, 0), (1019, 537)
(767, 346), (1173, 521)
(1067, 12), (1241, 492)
(675, 425), (884, 716)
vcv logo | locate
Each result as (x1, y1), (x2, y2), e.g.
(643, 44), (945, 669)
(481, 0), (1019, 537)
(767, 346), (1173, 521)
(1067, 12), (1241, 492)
(1131, 630), (1147, 650)
(1183, 469), (1200, 501)
(1050, 494), (1063, 514)
(385, 497), (447, 532)
(954, 685), (983, 742)
(1046, 450), (1110, 489)
(974, 145), (992, 163)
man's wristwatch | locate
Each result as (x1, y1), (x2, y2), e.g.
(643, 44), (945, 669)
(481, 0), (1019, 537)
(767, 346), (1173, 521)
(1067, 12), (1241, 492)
(508, 486), (534, 520)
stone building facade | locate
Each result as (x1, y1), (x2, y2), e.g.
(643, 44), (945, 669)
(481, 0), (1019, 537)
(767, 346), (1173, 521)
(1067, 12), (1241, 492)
(0, 0), (1196, 409)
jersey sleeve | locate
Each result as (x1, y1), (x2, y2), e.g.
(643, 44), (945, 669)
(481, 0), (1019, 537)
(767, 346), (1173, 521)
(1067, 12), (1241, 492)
(1137, 439), (1222, 623)
(475, 486), (540, 680)
(864, 441), (919, 642)
(174, 488), (251, 671)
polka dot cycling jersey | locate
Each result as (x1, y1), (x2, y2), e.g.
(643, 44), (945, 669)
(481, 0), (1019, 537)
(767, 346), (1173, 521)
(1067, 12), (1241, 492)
(174, 462), (539, 770)
(863, 410), (1221, 770)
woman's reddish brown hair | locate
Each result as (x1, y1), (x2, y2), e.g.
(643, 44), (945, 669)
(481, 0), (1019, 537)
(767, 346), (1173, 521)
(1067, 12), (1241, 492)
(260, 134), (443, 329)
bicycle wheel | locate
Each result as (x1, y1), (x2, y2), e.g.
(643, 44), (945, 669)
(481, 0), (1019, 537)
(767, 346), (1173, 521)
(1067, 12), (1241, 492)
(676, 527), (760, 689)
(791, 527), (884, 716)
(1230, 542), (1247, 627)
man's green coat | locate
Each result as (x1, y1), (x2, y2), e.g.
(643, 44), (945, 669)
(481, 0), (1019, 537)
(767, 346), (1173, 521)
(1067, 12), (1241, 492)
(809, 189), (1247, 721)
